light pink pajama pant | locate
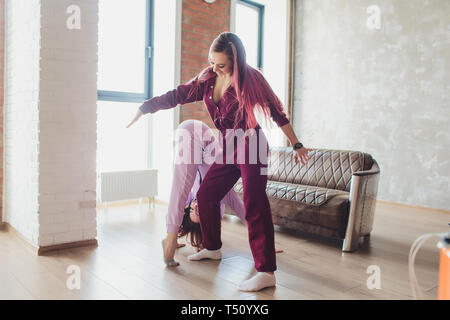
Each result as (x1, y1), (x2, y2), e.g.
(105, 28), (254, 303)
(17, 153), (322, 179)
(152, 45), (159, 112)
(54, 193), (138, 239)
(166, 119), (246, 234)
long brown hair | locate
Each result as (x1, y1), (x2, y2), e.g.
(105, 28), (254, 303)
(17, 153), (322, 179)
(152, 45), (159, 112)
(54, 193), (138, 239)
(184, 32), (289, 131)
(177, 200), (203, 249)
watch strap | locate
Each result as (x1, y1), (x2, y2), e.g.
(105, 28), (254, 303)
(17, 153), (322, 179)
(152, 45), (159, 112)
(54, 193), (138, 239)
(293, 142), (303, 150)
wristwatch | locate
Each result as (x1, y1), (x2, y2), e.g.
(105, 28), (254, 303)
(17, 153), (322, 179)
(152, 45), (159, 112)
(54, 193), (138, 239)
(293, 142), (303, 150)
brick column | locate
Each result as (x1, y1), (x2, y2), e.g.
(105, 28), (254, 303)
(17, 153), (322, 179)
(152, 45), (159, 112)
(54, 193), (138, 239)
(3, 0), (97, 252)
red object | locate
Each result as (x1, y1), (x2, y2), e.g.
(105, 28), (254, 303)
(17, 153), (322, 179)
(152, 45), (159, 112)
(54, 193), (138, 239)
(438, 247), (450, 300)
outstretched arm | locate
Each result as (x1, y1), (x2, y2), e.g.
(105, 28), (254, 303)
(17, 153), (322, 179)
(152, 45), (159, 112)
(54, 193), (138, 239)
(126, 76), (206, 128)
(139, 79), (206, 115)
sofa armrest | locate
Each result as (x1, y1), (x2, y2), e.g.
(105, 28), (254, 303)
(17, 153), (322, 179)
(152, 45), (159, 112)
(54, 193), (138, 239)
(352, 160), (380, 176)
(342, 159), (381, 252)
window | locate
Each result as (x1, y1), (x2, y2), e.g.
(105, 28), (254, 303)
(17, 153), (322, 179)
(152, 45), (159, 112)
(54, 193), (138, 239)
(98, 0), (154, 102)
(236, 0), (264, 71)
(234, 0), (290, 147)
(97, 0), (154, 172)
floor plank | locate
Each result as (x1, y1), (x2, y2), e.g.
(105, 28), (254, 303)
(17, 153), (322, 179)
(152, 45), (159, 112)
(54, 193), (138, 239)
(0, 200), (448, 300)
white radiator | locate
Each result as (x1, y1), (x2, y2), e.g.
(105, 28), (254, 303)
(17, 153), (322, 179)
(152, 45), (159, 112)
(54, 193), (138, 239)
(97, 169), (158, 203)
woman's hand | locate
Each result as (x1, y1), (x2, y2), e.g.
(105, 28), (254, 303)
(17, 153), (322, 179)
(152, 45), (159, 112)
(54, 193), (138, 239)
(279, 124), (312, 166)
(294, 147), (312, 166)
(126, 109), (144, 128)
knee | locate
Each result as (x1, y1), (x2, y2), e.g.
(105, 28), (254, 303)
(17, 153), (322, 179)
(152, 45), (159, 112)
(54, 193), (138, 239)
(196, 186), (210, 206)
(196, 185), (221, 209)
(243, 190), (269, 207)
(243, 194), (271, 217)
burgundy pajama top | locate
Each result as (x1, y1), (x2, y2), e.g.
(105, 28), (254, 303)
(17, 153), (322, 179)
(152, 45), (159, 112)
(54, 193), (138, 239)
(139, 70), (290, 134)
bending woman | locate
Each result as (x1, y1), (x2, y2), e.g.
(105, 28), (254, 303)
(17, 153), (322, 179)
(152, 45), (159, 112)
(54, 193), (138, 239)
(161, 118), (248, 266)
(127, 32), (310, 292)
(166, 119), (283, 264)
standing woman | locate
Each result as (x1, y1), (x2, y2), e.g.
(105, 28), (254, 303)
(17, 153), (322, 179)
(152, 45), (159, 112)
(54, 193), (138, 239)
(127, 32), (310, 292)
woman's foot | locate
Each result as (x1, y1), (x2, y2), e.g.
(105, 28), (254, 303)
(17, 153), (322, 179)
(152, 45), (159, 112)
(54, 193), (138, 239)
(238, 272), (276, 292)
(162, 236), (179, 267)
(188, 248), (222, 261)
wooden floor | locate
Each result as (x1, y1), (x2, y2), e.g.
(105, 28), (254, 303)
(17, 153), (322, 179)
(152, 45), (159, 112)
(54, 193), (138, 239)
(0, 200), (448, 300)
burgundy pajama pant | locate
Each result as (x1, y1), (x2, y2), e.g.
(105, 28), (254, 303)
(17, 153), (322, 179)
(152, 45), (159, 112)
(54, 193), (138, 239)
(196, 130), (276, 272)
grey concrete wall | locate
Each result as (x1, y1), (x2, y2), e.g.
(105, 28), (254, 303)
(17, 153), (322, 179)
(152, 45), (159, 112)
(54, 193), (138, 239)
(292, 0), (449, 211)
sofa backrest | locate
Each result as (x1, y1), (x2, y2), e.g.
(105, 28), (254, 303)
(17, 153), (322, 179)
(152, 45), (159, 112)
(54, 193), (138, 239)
(267, 147), (374, 192)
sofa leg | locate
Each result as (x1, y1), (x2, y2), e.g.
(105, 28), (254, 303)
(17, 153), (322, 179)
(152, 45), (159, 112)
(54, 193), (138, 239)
(342, 235), (361, 252)
(361, 233), (371, 245)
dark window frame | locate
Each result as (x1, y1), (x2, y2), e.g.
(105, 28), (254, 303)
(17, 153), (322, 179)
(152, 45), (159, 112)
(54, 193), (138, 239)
(237, 0), (265, 71)
(97, 0), (154, 103)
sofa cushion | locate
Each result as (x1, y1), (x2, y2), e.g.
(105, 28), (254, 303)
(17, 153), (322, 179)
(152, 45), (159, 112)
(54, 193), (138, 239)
(232, 179), (350, 238)
(267, 147), (374, 192)
(233, 179), (348, 206)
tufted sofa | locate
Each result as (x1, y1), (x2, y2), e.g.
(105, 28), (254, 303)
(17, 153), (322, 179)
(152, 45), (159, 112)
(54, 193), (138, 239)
(227, 147), (381, 252)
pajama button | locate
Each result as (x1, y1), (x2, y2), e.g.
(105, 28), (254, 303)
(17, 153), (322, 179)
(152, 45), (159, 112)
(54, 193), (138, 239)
(209, 96), (212, 99)
(210, 86), (213, 88)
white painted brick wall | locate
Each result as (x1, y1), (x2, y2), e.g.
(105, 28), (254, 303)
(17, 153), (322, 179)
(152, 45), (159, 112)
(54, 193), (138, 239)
(38, 0), (98, 246)
(3, 0), (42, 246)
(3, 0), (99, 247)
